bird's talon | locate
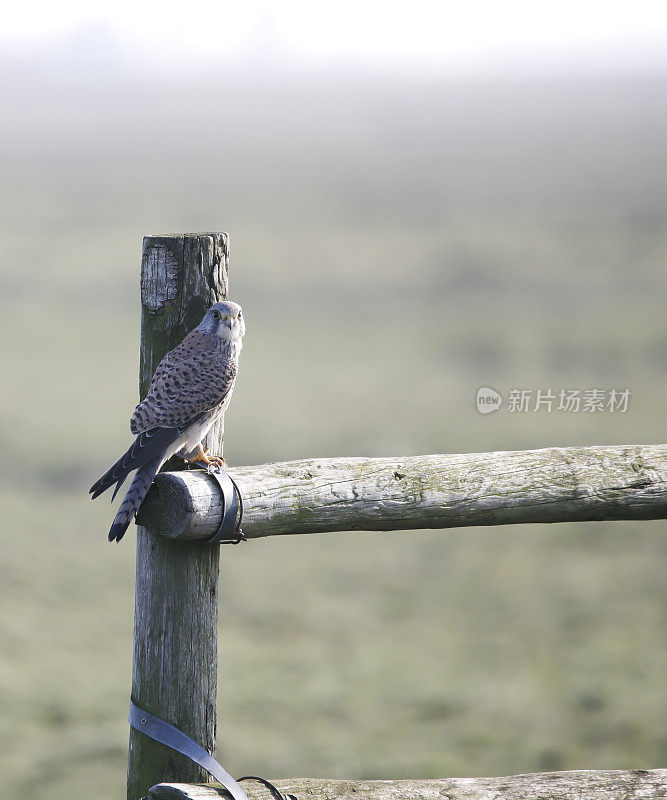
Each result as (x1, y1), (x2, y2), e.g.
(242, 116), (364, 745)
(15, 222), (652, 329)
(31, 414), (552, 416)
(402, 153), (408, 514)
(187, 444), (225, 469)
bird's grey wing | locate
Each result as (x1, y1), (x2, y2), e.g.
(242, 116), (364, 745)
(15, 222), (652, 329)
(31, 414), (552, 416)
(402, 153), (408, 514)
(89, 416), (204, 499)
(93, 333), (234, 499)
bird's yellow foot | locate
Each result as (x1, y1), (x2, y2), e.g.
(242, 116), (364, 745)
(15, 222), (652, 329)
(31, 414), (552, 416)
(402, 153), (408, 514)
(189, 444), (227, 469)
(207, 453), (227, 468)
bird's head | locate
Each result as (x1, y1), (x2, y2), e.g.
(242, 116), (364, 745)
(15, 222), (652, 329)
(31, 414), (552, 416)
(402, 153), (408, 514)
(198, 301), (245, 343)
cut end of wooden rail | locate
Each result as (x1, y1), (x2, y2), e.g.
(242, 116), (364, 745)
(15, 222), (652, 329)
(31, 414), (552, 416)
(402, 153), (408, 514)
(137, 445), (667, 542)
(137, 468), (213, 540)
(148, 769), (667, 799)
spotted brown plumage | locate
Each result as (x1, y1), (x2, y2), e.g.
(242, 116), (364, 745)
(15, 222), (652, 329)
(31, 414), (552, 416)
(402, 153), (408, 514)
(89, 300), (245, 542)
(130, 330), (239, 432)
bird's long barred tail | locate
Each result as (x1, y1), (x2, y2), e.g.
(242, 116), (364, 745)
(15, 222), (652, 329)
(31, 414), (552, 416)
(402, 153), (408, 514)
(108, 455), (163, 543)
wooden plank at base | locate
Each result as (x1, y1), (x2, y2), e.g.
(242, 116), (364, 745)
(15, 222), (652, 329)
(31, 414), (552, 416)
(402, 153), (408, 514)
(149, 769), (667, 799)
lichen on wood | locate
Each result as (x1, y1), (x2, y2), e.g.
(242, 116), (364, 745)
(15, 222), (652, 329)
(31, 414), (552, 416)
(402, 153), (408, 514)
(137, 444), (667, 541)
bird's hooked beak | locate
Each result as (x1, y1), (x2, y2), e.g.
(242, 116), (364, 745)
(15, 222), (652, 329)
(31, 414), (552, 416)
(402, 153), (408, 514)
(222, 315), (234, 330)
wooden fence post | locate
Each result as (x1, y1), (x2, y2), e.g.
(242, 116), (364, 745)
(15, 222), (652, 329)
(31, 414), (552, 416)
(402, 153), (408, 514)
(126, 233), (230, 800)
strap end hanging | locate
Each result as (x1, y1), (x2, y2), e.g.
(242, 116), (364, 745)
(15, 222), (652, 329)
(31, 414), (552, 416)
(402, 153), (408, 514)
(129, 701), (296, 800)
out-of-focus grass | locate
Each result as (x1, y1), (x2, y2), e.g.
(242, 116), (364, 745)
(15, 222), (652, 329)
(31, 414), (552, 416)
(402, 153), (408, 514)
(1, 75), (666, 799)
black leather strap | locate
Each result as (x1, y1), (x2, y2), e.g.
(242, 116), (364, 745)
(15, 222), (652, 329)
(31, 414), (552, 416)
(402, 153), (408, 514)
(191, 463), (245, 544)
(129, 700), (249, 800)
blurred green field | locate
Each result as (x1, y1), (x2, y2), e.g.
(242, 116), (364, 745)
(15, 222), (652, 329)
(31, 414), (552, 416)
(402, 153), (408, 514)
(1, 74), (666, 799)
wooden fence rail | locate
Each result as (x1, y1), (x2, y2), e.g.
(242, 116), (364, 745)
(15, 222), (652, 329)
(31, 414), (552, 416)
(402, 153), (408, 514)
(148, 770), (667, 800)
(137, 445), (667, 540)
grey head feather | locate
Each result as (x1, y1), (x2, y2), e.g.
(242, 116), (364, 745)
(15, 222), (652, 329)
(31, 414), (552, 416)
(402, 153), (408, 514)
(197, 301), (245, 343)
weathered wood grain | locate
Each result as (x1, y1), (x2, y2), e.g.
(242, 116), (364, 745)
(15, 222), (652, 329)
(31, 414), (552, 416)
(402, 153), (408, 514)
(128, 233), (229, 800)
(149, 770), (667, 799)
(137, 444), (667, 541)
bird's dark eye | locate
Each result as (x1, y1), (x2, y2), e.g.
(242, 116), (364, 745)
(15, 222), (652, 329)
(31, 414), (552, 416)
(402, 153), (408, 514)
(212, 310), (221, 320)
(238, 310), (242, 317)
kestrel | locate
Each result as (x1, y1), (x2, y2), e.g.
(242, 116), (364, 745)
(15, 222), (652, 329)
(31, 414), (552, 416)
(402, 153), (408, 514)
(90, 301), (245, 542)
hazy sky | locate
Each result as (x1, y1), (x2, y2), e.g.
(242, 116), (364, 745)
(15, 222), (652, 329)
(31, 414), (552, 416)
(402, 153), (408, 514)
(3, 0), (667, 72)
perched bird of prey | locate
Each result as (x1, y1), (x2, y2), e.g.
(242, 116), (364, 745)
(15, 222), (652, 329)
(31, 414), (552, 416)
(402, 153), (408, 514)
(90, 300), (245, 542)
